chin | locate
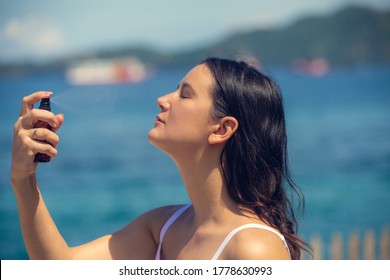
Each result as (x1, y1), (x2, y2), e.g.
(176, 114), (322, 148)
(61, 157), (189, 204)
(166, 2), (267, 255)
(148, 129), (166, 149)
(147, 129), (158, 145)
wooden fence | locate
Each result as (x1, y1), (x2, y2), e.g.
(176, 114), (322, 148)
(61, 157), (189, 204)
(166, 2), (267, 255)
(301, 226), (390, 260)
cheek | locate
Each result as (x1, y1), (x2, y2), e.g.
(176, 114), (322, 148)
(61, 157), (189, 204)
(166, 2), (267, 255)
(169, 108), (211, 141)
(176, 107), (209, 128)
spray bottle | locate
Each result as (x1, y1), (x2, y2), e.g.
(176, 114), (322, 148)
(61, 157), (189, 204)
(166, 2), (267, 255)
(34, 97), (52, 162)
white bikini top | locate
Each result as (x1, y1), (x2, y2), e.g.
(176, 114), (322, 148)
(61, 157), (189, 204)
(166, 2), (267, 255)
(155, 204), (291, 260)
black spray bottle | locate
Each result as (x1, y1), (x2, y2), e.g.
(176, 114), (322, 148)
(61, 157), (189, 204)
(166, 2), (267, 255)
(34, 97), (52, 162)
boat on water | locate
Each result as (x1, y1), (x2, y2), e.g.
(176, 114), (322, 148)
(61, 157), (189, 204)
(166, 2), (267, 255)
(65, 57), (149, 85)
(290, 57), (330, 77)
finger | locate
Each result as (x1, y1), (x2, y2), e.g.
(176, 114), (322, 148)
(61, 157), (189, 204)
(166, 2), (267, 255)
(22, 109), (59, 129)
(32, 140), (58, 159)
(31, 128), (60, 148)
(20, 91), (52, 116)
(51, 113), (65, 133)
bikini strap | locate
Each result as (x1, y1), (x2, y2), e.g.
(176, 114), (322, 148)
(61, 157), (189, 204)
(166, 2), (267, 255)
(211, 223), (291, 260)
(155, 204), (191, 260)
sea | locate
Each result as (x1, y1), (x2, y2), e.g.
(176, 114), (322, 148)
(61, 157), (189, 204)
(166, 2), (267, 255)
(0, 64), (389, 259)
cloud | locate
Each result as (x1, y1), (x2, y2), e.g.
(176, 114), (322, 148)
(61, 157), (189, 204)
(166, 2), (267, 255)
(1, 17), (64, 62)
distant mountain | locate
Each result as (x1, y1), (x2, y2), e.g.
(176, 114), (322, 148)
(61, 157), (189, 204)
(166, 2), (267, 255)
(1, 5), (389, 74)
(169, 5), (390, 67)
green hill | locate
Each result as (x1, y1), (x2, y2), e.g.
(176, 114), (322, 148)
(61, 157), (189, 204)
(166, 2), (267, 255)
(168, 5), (390, 67)
(1, 5), (389, 74)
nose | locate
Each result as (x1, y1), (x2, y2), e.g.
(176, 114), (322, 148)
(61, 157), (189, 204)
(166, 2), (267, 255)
(156, 93), (170, 112)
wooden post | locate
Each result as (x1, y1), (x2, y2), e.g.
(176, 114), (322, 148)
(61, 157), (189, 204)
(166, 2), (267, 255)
(363, 229), (375, 260)
(330, 232), (343, 259)
(311, 234), (322, 260)
(380, 227), (389, 260)
(307, 226), (389, 260)
(348, 231), (360, 259)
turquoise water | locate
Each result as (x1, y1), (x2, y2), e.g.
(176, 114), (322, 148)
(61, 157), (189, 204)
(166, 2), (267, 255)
(1, 65), (389, 259)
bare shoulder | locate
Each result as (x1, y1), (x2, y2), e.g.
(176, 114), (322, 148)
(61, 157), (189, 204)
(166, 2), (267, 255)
(223, 227), (290, 260)
(139, 204), (188, 239)
(118, 204), (188, 243)
(71, 204), (186, 259)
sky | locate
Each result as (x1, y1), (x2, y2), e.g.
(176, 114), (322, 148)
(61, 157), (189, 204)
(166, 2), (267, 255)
(0, 0), (389, 63)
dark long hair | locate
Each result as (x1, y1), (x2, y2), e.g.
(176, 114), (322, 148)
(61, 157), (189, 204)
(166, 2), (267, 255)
(203, 57), (311, 259)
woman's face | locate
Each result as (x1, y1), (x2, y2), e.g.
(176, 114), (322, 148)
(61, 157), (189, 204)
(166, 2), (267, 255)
(148, 63), (216, 156)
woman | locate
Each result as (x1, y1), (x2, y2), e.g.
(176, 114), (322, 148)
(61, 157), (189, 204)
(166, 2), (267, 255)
(11, 57), (310, 260)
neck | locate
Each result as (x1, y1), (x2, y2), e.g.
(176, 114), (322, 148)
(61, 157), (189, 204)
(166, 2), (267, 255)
(172, 147), (240, 227)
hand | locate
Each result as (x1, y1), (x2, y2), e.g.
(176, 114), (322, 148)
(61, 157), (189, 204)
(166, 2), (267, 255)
(11, 91), (65, 179)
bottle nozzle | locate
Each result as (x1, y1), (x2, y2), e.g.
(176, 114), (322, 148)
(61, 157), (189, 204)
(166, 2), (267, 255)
(39, 98), (51, 111)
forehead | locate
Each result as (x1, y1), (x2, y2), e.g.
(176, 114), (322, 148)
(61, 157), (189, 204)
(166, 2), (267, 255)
(181, 64), (214, 95)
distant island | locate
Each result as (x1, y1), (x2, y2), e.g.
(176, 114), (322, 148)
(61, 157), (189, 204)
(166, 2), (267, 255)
(1, 5), (389, 75)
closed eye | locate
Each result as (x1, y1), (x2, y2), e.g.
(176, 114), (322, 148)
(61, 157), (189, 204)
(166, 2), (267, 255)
(179, 82), (194, 99)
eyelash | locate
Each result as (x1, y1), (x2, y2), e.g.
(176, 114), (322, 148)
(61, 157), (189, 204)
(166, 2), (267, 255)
(179, 89), (190, 99)
(177, 83), (191, 99)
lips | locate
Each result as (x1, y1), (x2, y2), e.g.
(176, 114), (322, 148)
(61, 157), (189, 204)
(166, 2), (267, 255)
(156, 115), (165, 124)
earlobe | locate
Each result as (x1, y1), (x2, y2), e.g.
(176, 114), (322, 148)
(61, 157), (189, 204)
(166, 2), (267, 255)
(208, 116), (238, 145)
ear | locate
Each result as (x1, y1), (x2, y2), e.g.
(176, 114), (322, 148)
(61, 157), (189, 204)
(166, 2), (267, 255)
(208, 116), (238, 145)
